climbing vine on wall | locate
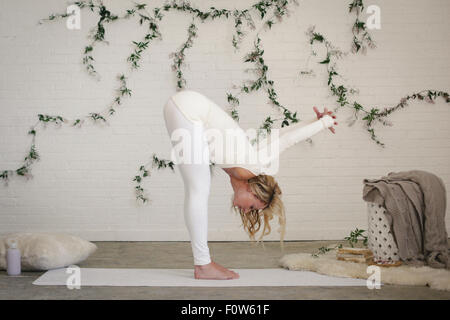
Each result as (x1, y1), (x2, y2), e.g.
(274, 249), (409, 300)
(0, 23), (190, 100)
(230, 36), (300, 146)
(348, 0), (376, 54)
(1, 0), (449, 205)
(1, 0), (301, 203)
(301, 25), (449, 147)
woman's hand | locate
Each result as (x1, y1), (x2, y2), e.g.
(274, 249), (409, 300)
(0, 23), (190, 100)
(313, 106), (338, 134)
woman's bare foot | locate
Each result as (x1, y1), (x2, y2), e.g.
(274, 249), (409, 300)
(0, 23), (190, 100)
(194, 261), (240, 280)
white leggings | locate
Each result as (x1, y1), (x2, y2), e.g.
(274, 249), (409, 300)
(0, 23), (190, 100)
(164, 98), (212, 265)
(163, 97), (334, 265)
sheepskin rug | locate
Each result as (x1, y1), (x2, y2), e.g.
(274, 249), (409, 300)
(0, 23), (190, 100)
(279, 249), (450, 291)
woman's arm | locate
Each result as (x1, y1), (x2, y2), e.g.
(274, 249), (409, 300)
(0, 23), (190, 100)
(277, 116), (319, 137)
(279, 115), (335, 148)
(223, 167), (256, 180)
(257, 115), (335, 166)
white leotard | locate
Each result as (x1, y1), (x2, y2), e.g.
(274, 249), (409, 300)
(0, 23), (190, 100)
(163, 90), (334, 265)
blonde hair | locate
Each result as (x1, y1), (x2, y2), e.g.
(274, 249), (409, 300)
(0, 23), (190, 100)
(231, 174), (286, 248)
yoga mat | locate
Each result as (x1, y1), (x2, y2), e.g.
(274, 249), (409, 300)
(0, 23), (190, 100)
(33, 268), (368, 287)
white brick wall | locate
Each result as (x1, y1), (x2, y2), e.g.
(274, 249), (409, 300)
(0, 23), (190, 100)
(0, 0), (449, 241)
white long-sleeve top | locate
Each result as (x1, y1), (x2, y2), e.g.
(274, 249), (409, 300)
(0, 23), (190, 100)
(170, 90), (334, 175)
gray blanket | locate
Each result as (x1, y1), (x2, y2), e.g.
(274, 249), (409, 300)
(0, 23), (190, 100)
(362, 170), (449, 268)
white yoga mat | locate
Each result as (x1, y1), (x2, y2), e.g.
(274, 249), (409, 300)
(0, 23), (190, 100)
(33, 268), (368, 287)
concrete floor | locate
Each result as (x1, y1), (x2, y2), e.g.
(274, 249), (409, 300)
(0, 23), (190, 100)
(1, 241), (449, 300)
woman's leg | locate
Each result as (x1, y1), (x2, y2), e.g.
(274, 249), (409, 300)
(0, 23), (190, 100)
(163, 98), (212, 265)
(178, 162), (212, 265)
(163, 98), (239, 279)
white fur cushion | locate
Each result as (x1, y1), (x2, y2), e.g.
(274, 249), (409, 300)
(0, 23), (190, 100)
(0, 232), (97, 271)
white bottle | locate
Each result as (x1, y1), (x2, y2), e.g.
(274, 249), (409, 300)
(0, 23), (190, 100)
(6, 240), (21, 276)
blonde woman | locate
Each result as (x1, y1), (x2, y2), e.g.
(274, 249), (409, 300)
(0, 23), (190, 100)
(163, 90), (337, 280)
